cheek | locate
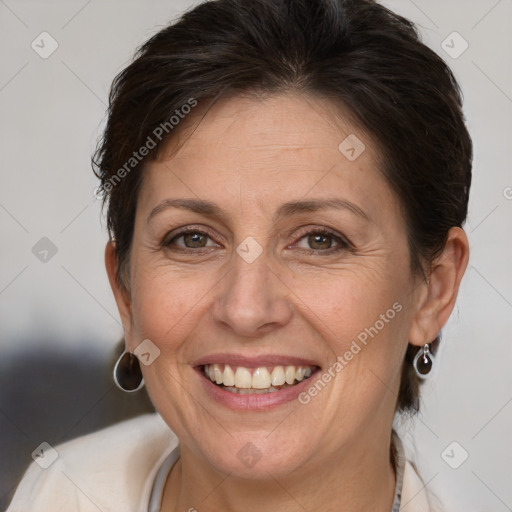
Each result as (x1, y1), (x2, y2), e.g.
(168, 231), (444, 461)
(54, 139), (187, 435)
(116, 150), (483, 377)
(129, 265), (202, 346)
(292, 267), (405, 346)
(289, 267), (410, 419)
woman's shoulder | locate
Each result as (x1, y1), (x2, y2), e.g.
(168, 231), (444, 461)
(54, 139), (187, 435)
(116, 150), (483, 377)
(401, 459), (439, 512)
(6, 413), (178, 512)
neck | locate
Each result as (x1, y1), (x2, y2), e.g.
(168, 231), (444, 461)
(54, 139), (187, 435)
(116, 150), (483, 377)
(162, 425), (397, 512)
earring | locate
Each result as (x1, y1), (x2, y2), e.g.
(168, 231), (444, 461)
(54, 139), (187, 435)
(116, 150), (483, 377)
(113, 351), (144, 392)
(413, 343), (434, 379)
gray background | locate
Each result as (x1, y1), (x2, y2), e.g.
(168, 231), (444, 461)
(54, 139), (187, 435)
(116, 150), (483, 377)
(1, 0), (511, 510)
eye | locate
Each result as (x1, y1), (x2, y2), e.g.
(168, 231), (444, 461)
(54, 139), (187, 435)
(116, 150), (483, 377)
(160, 226), (351, 254)
(294, 229), (350, 253)
(162, 228), (219, 250)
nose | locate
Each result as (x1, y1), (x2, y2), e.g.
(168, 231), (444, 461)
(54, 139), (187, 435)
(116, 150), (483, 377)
(213, 249), (293, 338)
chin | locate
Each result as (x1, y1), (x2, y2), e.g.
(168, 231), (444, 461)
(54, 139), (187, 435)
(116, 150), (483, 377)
(197, 431), (315, 480)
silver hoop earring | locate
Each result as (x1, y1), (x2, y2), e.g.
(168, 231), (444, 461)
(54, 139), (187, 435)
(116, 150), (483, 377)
(413, 343), (434, 379)
(113, 351), (144, 392)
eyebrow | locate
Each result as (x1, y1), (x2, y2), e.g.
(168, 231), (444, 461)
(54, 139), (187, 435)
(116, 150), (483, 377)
(147, 197), (369, 224)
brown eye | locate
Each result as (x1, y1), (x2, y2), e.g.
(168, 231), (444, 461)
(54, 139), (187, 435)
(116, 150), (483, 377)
(163, 230), (217, 250)
(181, 232), (208, 248)
(307, 233), (334, 250)
(295, 229), (350, 253)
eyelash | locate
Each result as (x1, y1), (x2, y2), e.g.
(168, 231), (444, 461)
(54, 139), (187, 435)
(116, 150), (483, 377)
(161, 226), (352, 255)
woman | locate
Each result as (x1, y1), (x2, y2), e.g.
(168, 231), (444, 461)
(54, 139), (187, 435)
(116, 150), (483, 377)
(7, 0), (472, 510)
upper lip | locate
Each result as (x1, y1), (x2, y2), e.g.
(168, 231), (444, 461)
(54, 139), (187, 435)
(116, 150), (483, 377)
(192, 353), (321, 368)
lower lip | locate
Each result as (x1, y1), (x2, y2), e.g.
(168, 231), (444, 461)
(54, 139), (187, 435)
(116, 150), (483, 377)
(195, 367), (321, 411)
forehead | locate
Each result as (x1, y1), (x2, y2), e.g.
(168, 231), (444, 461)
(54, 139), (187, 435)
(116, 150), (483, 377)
(138, 92), (398, 224)
(159, 92), (371, 161)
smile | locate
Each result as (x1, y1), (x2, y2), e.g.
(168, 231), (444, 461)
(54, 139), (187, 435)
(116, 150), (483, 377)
(202, 364), (314, 394)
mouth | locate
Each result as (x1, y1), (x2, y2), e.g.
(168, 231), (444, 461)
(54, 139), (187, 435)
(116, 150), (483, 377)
(199, 363), (318, 394)
(192, 354), (322, 409)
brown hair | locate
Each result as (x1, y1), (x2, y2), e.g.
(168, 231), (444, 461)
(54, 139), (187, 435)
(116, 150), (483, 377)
(92, 0), (472, 413)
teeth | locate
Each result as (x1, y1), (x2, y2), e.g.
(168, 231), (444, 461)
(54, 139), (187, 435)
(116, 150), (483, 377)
(223, 364), (235, 386)
(285, 365), (295, 385)
(213, 364), (223, 385)
(204, 364), (314, 390)
(271, 366), (285, 386)
(223, 384), (295, 394)
(234, 367), (252, 388)
(252, 367), (271, 389)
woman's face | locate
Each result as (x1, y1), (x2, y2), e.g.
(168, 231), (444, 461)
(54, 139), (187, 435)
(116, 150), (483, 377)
(117, 93), (423, 478)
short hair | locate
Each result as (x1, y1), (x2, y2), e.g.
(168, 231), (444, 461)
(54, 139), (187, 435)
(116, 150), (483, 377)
(92, 0), (472, 413)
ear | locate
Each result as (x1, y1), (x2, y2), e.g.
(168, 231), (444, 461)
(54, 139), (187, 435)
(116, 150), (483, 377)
(105, 240), (133, 335)
(408, 227), (470, 347)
